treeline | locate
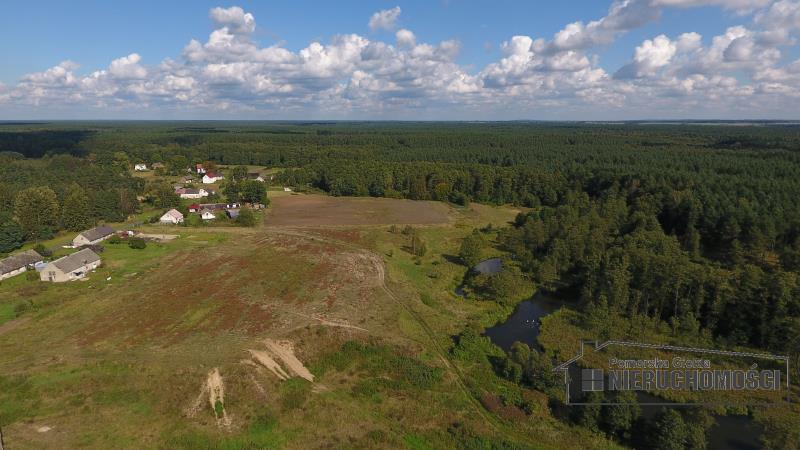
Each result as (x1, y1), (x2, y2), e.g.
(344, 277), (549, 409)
(0, 153), (142, 253)
(498, 193), (800, 355)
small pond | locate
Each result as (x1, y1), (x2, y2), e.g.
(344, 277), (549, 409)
(483, 292), (563, 352)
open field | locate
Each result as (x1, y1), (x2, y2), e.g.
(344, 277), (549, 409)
(0, 199), (616, 449)
(264, 194), (452, 227)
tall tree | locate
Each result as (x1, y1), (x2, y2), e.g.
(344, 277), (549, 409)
(14, 186), (60, 240)
(459, 230), (484, 267)
(61, 184), (93, 231)
(0, 221), (24, 254)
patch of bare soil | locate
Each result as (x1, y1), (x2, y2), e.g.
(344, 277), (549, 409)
(186, 368), (231, 428)
(265, 194), (450, 226)
(247, 339), (314, 382)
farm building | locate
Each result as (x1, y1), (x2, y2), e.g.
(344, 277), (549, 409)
(200, 209), (216, 220)
(202, 172), (224, 184)
(40, 248), (101, 282)
(226, 209), (240, 219)
(181, 175), (195, 183)
(0, 249), (44, 281)
(199, 202), (240, 210)
(283, 187), (293, 192)
(134, 163), (148, 171)
(152, 162), (165, 170)
(248, 173), (265, 182)
(196, 163), (207, 174)
(175, 187), (208, 199)
(160, 209), (184, 224)
(72, 226), (115, 247)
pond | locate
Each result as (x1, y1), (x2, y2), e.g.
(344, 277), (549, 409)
(484, 292), (764, 450)
(483, 292), (563, 352)
(473, 257), (503, 275)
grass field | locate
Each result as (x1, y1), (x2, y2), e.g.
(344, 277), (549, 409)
(0, 195), (614, 449)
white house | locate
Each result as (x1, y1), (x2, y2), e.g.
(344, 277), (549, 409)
(40, 248), (101, 282)
(0, 250), (44, 281)
(72, 226), (115, 247)
(200, 209), (216, 220)
(160, 209), (184, 224)
(134, 163), (148, 171)
(283, 187), (293, 192)
(196, 163), (207, 174)
(248, 173), (265, 182)
(202, 172), (224, 184)
(175, 188), (208, 199)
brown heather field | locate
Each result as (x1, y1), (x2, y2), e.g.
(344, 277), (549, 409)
(0, 195), (616, 449)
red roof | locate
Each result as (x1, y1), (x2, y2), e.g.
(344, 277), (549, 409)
(189, 203), (200, 210)
(205, 172), (220, 178)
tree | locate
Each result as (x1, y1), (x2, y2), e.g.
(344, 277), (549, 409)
(14, 187), (60, 240)
(236, 208), (257, 227)
(61, 184), (93, 231)
(649, 409), (689, 450)
(0, 221), (24, 253)
(411, 233), (427, 257)
(148, 183), (180, 208)
(239, 180), (267, 204)
(601, 391), (640, 439)
(573, 391), (602, 432)
(231, 166), (248, 181)
(167, 155), (189, 175)
(459, 230), (484, 267)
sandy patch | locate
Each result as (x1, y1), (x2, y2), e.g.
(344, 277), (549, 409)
(186, 368), (231, 428)
(248, 349), (290, 380)
(248, 339), (314, 382)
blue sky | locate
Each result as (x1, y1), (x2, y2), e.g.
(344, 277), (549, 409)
(1, 1), (799, 119)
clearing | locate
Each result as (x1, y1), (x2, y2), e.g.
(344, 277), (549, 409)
(264, 194), (451, 226)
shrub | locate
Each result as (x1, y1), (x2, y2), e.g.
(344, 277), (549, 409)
(14, 300), (33, 317)
(33, 243), (52, 257)
(128, 237), (146, 249)
(108, 235), (122, 244)
(25, 271), (39, 281)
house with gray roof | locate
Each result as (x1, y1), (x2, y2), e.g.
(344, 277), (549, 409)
(72, 226), (115, 247)
(0, 250), (44, 281)
(40, 248), (101, 282)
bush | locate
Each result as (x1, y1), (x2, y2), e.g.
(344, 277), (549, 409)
(25, 271), (39, 281)
(236, 208), (257, 227)
(108, 235), (122, 244)
(128, 237), (146, 249)
(14, 300), (33, 317)
(33, 243), (52, 257)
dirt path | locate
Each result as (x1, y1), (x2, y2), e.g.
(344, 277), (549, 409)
(0, 317), (29, 337)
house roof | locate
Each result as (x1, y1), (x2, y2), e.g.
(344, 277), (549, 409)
(162, 209), (183, 219)
(226, 209), (240, 218)
(189, 203), (200, 209)
(204, 172), (222, 178)
(152, 162), (165, 167)
(247, 173), (263, 178)
(200, 209), (215, 215)
(182, 188), (200, 195)
(78, 225), (114, 242)
(51, 248), (101, 273)
(0, 250), (43, 275)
